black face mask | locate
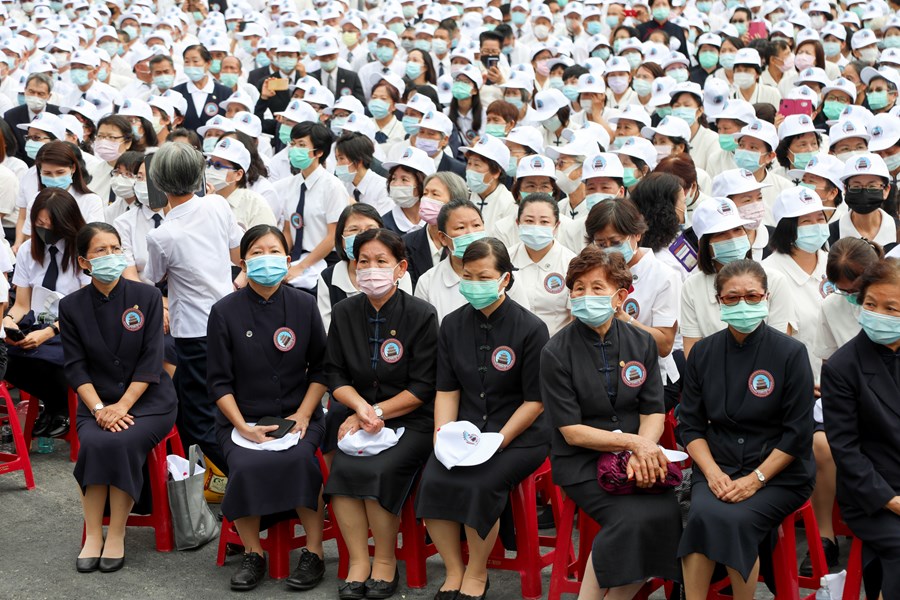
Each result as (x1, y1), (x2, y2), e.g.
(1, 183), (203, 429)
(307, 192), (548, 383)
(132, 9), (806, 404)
(35, 226), (61, 246)
(844, 189), (884, 215)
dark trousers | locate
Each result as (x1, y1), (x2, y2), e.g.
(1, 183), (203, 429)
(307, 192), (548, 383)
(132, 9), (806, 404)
(173, 336), (227, 475)
(6, 353), (67, 416)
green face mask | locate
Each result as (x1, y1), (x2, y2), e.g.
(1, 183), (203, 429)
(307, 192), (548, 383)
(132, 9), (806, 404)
(459, 276), (505, 310)
(278, 124), (293, 146)
(289, 147), (314, 170)
(450, 230), (487, 259)
(698, 51), (719, 70)
(822, 100), (848, 120)
(867, 90), (890, 110)
(623, 167), (640, 188)
(718, 133), (738, 152)
(720, 300), (769, 333)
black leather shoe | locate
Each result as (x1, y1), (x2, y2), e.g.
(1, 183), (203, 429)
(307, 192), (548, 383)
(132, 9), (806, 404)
(457, 578), (489, 600)
(365, 566), (400, 599)
(537, 505), (556, 530)
(98, 556), (125, 573)
(338, 580), (366, 600)
(76, 556), (100, 573)
(800, 537), (841, 577)
(285, 548), (325, 590)
(434, 590), (459, 600)
(230, 552), (266, 591)
(32, 411), (51, 437)
(48, 416), (70, 438)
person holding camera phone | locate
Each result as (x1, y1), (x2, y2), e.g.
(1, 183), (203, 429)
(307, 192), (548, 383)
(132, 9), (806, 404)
(207, 224), (330, 592)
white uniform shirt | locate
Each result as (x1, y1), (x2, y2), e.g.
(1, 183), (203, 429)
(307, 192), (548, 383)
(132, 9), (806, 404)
(249, 176), (280, 215)
(224, 187), (277, 231)
(346, 168), (393, 216)
(469, 184), (516, 232)
(760, 171), (794, 227)
(558, 197), (589, 221)
(144, 194), (243, 339)
(19, 185), (104, 236)
(627, 250), (683, 383)
(509, 241), (574, 336)
(13, 240), (89, 312)
(414, 258), (531, 323)
(557, 215), (589, 254)
(315, 261), (414, 331)
(104, 197), (138, 225)
(115, 203), (165, 284)
(814, 293), (861, 362)
(0, 164), (19, 229)
(837, 209), (898, 246)
(490, 215), (519, 248)
(763, 250), (830, 380)
(679, 267), (797, 340)
(689, 126), (719, 173)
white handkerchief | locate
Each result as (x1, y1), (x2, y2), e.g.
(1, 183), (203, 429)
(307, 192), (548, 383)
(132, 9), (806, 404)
(231, 424), (302, 452)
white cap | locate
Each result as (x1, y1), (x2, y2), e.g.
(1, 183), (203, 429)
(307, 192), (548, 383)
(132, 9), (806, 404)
(827, 104), (874, 127)
(669, 81), (703, 103)
(505, 126), (545, 155)
(772, 186), (825, 223)
(547, 124), (610, 159)
(342, 112), (378, 140)
(821, 77), (857, 103)
(454, 64), (483, 90)
(794, 67), (830, 88)
(197, 115), (236, 137)
(778, 113), (823, 140)
(576, 73), (606, 95)
(69, 49), (100, 68)
(275, 99), (319, 123)
(712, 168), (772, 197)
(868, 113), (900, 152)
(692, 197), (753, 239)
(417, 110), (453, 137)
(696, 32), (722, 47)
(373, 71), (406, 97)
(828, 119), (870, 147)
(711, 98), (755, 124)
(641, 115), (692, 141)
(608, 105), (651, 128)
(611, 136), (658, 170)
(647, 76), (677, 108)
(396, 92), (436, 115)
(861, 66), (900, 89)
(17, 112), (66, 141)
(500, 68), (536, 91)
(661, 51), (689, 70)
(461, 134), (510, 170)
(434, 421), (503, 469)
(219, 90), (257, 113)
(527, 89), (569, 122)
(733, 48), (762, 67)
(207, 137), (251, 171)
(304, 83), (335, 108)
(382, 145), (437, 177)
(839, 152), (891, 182)
(60, 98), (99, 125)
(787, 153), (846, 191)
(582, 152), (625, 181)
(275, 35), (301, 53)
(703, 78), (733, 120)
(231, 111), (263, 138)
(787, 85), (820, 109)
(734, 119), (779, 149)
(515, 154), (556, 180)
(314, 34), (340, 57)
(118, 97), (153, 122)
(329, 95), (365, 116)
(851, 28), (877, 50)
(160, 89), (188, 117)
(338, 426), (405, 457)
(603, 55), (631, 74)
(60, 114), (84, 142)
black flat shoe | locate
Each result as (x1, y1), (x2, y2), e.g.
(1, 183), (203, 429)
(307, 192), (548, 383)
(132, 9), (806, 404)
(48, 416), (70, 439)
(230, 552), (266, 591)
(285, 548), (325, 590)
(98, 556), (125, 573)
(338, 580), (367, 600)
(434, 590), (459, 600)
(457, 578), (490, 600)
(365, 566), (400, 599)
(32, 411), (51, 437)
(76, 556), (100, 573)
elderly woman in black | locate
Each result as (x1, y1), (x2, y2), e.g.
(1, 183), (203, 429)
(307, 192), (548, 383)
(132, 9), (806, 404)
(540, 246), (682, 600)
(678, 259), (815, 600)
(207, 225), (328, 592)
(415, 237), (550, 600)
(822, 257), (900, 599)
(324, 228), (438, 600)
(60, 222), (176, 574)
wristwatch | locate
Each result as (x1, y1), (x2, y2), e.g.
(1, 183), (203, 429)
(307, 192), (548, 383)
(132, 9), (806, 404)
(754, 468), (766, 486)
(91, 403), (105, 415)
(50, 324), (60, 336)
(373, 404), (384, 420)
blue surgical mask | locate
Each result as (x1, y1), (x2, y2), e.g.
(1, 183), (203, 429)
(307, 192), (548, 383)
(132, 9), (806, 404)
(203, 137), (219, 153)
(184, 66), (206, 82)
(562, 85), (579, 102)
(210, 59), (222, 74)
(402, 116), (420, 135)
(25, 139), (45, 160)
(87, 253), (127, 283)
(41, 173), (73, 189)
(602, 239), (635, 263)
(466, 169), (490, 195)
(405, 62), (423, 80)
(153, 74), (175, 91)
(791, 151), (816, 170)
(505, 96), (524, 110)
(671, 107), (696, 126)
(70, 68), (91, 87)
(859, 309), (900, 345)
(710, 235), (751, 264)
(585, 193), (615, 210)
(518, 225), (554, 251)
(632, 78), (652, 96)
(720, 300), (768, 333)
(452, 81), (473, 100)
(432, 39), (448, 55)
(375, 46), (395, 64)
(459, 276), (505, 310)
(343, 234), (357, 260)
(289, 147), (314, 170)
(275, 57), (298, 73)
(219, 73), (239, 88)
(734, 149), (762, 172)
(591, 48), (611, 60)
(667, 68), (689, 83)
(719, 53), (736, 70)
(245, 254), (289, 286)
(794, 223), (829, 253)
(571, 294), (616, 327)
(587, 21), (603, 35)
(256, 53), (272, 69)
(414, 40), (432, 52)
(335, 164), (356, 183)
(368, 98), (391, 119)
(450, 230), (487, 258)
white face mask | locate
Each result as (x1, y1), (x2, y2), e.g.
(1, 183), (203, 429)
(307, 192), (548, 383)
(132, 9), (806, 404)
(205, 167), (232, 191)
(110, 174), (135, 199)
(555, 165), (581, 195)
(390, 185), (419, 208)
(24, 95), (47, 112)
(733, 72), (756, 90)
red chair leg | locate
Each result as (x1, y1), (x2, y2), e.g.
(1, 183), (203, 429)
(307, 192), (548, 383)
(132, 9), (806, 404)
(771, 512), (800, 600)
(148, 441), (174, 551)
(265, 520), (292, 579)
(842, 536), (864, 600)
(396, 495), (430, 588)
(0, 383), (35, 489)
(548, 496), (579, 600)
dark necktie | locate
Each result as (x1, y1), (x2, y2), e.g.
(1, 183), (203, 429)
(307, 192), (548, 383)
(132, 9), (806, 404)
(152, 214), (162, 228)
(438, 62), (445, 77)
(382, 67), (390, 74)
(42, 246), (59, 291)
(375, 131), (388, 144)
(353, 188), (361, 203)
(290, 183), (307, 261)
(347, 50), (353, 63)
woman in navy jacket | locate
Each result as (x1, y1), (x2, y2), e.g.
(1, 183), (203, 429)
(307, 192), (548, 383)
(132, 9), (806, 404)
(822, 257), (900, 600)
(60, 222), (176, 574)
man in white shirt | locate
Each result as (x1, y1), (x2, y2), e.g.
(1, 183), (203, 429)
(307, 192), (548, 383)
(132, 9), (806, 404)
(144, 142), (242, 472)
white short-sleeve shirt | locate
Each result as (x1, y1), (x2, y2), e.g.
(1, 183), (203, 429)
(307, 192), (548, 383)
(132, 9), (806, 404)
(813, 293), (861, 361)
(509, 241), (575, 336)
(21, 187), (105, 237)
(145, 194), (242, 339)
(837, 209), (898, 247)
(115, 204), (166, 285)
(12, 240), (89, 312)
(469, 184), (517, 233)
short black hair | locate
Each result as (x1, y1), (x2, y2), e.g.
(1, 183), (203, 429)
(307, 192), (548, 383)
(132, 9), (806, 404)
(353, 227), (407, 263)
(584, 198), (648, 244)
(336, 132), (375, 169)
(769, 216), (800, 254)
(240, 224), (289, 259)
(462, 237), (516, 292)
(629, 172), (683, 251)
(479, 31), (504, 47)
(149, 54), (174, 70)
(291, 121), (334, 163)
(183, 44), (212, 63)
(517, 193), (560, 222)
(697, 230), (751, 275)
(168, 127), (203, 150)
(563, 65), (590, 81)
(114, 150), (144, 175)
(437, 198), (482, 234)
(335, 204), (383, 262)
(76, 222), (120, 261)
(775, 132), (822, 169)
(714, 259), (768, 295)
(494, 23), (513, 39)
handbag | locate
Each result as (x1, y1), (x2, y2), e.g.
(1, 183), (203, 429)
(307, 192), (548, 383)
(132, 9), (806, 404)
(167, 444), (220, 550)
(596, 450), (683, 495)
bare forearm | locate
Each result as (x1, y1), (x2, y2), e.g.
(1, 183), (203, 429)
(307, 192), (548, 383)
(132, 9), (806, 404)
(434, 391), (459, 429)
(377, 391), (424, 420)
(498, 401), (543, 447)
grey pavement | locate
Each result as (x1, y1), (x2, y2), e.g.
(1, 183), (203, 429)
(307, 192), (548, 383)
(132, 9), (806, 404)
(1, 441), (840, 600)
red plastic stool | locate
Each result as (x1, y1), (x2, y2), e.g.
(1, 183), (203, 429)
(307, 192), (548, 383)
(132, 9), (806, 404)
(0, 381), (35, 489)
(833, 505), (865, 600)
(216, 451), (344, 579)
(18, 388), (80, 462)
(81, 425), (185, 552)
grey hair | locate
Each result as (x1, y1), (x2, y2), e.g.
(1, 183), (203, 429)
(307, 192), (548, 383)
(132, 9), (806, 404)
(425, 172), (469, 203)
(26, 72), (53, 92)
(150, 141), (205, 196)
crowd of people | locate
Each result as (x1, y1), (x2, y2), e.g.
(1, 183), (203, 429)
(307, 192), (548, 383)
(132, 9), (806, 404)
(0, 0), (899, 598)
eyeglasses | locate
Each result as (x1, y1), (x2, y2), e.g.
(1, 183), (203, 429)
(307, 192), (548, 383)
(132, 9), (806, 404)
(109, 170), (135, 179)
(206, 160), (238, 171)
(25, 135), (50, 142)
(832, 287), (859, 297)
(846, 184), (886, 193)
(96, 134), (125, 142)
(718, 293), (766, 306)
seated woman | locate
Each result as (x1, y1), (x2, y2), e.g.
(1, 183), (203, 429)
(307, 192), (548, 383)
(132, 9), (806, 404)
(822, 257), (900, 599)
(678, 259), (815, 600)
(207, 225), (329, 592)
(540, 246), (683, 600)
(324, 228), (439, 600)
(59, 222), (176, 574)
(416, 238), (550, 600)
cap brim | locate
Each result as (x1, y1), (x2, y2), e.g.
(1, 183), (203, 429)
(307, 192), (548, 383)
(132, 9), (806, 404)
(700, 215), (754, 237)
(455, 432), (504, 467)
